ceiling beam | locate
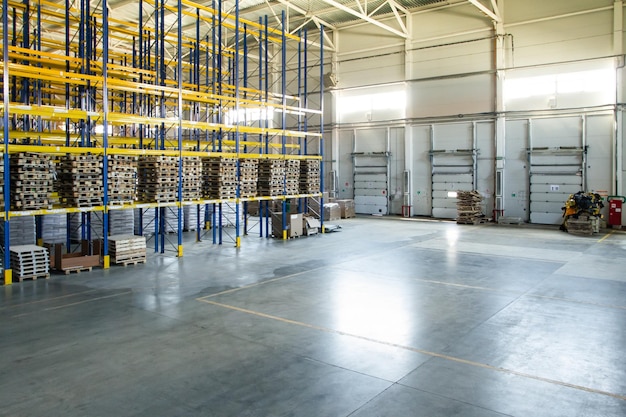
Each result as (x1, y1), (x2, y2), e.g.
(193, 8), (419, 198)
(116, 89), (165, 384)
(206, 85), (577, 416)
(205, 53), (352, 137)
(317, 0), (408, 38)
(467, 0), (501, 22)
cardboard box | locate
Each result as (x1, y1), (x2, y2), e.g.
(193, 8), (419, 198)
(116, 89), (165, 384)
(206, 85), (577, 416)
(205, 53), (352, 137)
(335, 199), (356, 218)
(272, 212), (303, 238)
(324, 203), (341, 221)
(304, 216), (321, 235)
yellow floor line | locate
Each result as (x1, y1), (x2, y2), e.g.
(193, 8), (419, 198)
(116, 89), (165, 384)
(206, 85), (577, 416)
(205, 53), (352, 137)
(197, 298), (626, 402)
(597, 230), (615, 243)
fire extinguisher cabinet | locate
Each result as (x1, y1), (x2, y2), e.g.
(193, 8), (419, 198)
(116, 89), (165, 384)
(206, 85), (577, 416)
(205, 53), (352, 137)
(607, 196), (625, 227)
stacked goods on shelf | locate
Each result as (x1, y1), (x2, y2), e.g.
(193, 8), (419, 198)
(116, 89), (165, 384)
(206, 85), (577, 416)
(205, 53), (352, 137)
(456, 191), (484, 224)
(0, 216), (36, 246)
(108, 155), (137, 204)
(285, 159), (300, 195)
(10, 152), (53, 210)
(138, 156), (179, 203)
(239, 159), (259, 198)
(41, 214), (67, 243)
(182, 157), (202, 201)
(10, 244), (50, 281)
(202, 157), (237, 199)
(164, 206), (180, 233)
(70, 212), (104, 241)
(58, 154), (104, 207)
(109, 209), (135, 235)
(220, 202), (245, 228)
(109, 234), (147, 265)
(183, 204), (207, 231)
(258, 159), (285, 197)
(134, 208), (156, 236)
(300, 159), (321, 194)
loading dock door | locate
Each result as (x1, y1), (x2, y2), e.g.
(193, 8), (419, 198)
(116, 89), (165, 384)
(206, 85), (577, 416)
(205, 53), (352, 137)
(528, 117), (585, 225)
(352, 129), (389, 215)
(429, 123), (478, 219)
(529, 148), (584, 224)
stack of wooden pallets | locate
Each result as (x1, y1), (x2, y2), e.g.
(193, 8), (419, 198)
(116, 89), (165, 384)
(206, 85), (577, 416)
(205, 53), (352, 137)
(258, 159), (285, 197)
(108, 234), (147, 266)
(300, 159), (320, 194)
(58, 154), (104, 207)
(10, 152), (53, 210)
(202, 157), (237, 199)
(239, 158), (259, 198)
(566, 215), (599, 236)
(108, 155), (137, 204)
(456, 190), (484, 224)
(10, 244), (50, 282)
(137, 156), (179, 203)
(285, 159), (300, 195)
(182, 157), (201, 201)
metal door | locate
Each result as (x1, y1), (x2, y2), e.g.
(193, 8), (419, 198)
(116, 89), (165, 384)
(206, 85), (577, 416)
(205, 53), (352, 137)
(430, 123), (477, 219)
(528, 117), (584, 225)
(353, 128), (389, 215)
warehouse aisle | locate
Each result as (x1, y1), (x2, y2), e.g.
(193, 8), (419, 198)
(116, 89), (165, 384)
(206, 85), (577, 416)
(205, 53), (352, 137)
(1, 218), (625, 416)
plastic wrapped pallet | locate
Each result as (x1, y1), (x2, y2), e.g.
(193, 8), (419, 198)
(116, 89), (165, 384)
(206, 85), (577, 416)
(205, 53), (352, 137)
(134, 208), (156, 236)
(109, 209), (135, 236)
(163, 206), (180, 233)
(69, 212), (104, 241)
(0, 216), (36, 246)
(41, 214), (67, 243)
(184, 204), (207, 231)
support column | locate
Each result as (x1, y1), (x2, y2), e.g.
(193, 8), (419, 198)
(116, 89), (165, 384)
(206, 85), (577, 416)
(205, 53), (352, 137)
(494, 0), (506, 220)
(614, 0), (624, 197)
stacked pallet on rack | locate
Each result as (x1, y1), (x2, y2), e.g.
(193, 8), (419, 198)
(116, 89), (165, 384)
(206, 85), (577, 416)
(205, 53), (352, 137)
(58, 154), (104, 207)
(137, 156), (179, 203)
(285, 159), (300, 195)
(258, 159), (285, 197)
(108, 154), (137, 204)
(202, 157), (238, 199)
(239, 158), (259, 198)
(10, 152), (53, 210)
(10, 244), (50, 282)
(300, 159), (321, 194)
(182, 157), (202, 201)
(456, 191), (484, 224)
(108, 234), (147, 266)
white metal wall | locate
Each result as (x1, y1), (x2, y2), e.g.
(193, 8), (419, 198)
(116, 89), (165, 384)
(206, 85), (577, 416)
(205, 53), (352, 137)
(327, 0), (622, 224)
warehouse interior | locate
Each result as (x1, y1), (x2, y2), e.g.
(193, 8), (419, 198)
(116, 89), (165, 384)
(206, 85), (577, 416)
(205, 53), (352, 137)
(2, 0), (626, 416)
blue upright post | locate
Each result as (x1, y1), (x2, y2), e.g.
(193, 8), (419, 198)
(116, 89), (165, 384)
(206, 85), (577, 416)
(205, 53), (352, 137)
(102, 0), (110, 268)
(234, 0), (241, 248)
(177, 0), (184, 257)
(3, 0), (12, 284)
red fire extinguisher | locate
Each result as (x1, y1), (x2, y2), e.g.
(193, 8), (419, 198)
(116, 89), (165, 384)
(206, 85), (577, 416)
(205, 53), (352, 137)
(607, 196), (625, 227)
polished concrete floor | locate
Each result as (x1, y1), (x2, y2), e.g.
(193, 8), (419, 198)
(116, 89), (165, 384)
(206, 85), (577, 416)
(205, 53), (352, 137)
(1, 217), (626, 416)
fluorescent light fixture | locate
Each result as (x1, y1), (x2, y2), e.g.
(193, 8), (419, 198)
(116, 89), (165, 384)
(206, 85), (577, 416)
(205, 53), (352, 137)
(448, 191), (458, 198)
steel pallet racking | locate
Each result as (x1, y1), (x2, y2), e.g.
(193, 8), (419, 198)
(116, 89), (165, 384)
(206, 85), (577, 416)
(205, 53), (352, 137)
(0, 0), (325, 284)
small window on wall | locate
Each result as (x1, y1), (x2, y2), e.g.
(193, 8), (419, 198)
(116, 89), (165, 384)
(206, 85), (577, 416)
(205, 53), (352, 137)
(504, 68), (615, 102)
(337, 89), (406, 117)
